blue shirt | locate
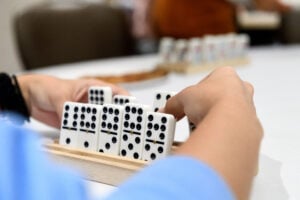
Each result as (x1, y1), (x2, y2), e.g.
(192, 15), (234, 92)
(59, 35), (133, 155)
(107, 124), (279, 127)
(0, 121), (234, 200)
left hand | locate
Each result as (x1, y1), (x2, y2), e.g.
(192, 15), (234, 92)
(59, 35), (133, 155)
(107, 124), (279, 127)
(18, 74), (129, 128)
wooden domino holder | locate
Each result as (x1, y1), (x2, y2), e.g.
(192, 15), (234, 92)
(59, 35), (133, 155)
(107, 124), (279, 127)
(47, 57), (253, 186)
(157, 57), (250, 74)
(43, 141), (181, 186)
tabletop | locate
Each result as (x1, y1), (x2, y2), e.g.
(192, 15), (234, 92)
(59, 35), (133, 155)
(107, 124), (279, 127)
(26, 45), (300, 200)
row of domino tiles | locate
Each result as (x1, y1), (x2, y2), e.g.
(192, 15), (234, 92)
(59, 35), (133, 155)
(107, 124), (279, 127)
(59, 86), (178, 162)
(158, 33), (250, 65)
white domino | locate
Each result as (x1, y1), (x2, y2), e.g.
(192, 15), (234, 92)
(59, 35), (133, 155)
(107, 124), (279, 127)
(113, 95), (137, 105)
(171, 39), (188, 63)
(153, 91), (176, 112)
(88, 86), (112, 105)
(98, 104), (124, 155)
(142, 112), (176, 161)
(152, 90), (195, 134)
(213, 36), (226, 62)
(186, 38), (203, 65)
(120, 103), (151, 160)
(73, 102), (102, 151)
(59, 102), (80, 148)
(223, 34), (237, 60)
(235, 34), (250, 58)
(203, 36), (215, 63)
(159, 37), (175, 64)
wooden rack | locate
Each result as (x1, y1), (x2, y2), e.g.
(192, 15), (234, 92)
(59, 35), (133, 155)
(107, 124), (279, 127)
(43, 141), (181, 186)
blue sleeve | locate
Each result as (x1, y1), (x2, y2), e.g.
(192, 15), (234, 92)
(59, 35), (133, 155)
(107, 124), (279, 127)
(104, 156), (235, 200)
(0, 121), (87, 200)
(0, 119), (234, 200)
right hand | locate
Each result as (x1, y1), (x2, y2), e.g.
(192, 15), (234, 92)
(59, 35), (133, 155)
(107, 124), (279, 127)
(163, 67), (256, 127)
(163, 67), (263, 200)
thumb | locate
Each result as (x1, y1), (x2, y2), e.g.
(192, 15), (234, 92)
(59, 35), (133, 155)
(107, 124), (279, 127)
(162, 95), (186, 121)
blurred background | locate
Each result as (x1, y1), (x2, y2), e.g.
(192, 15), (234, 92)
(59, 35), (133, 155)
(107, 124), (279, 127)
(1, 0), (300, 73)
(1, 0), (127, 73)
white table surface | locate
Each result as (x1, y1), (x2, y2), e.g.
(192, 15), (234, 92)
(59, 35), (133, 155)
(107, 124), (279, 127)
(25, 45), (300, 200)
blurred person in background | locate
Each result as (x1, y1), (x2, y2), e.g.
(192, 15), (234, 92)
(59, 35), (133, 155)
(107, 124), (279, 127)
(131, 0), (290, 44)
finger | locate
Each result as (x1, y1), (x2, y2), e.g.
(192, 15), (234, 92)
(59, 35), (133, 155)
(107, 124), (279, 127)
(163, 94), (186, 121)
(197, 66), (237, 85)
(242, 81), (257, 114)
(243, 81), (254, 97)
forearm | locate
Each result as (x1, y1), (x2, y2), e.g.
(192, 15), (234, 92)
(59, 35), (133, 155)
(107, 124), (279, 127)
(176, 98), (262, 199)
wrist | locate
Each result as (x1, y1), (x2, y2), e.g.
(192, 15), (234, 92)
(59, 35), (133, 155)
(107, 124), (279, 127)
(0, 73), (30, 123)
(213, 97), (263, 140)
